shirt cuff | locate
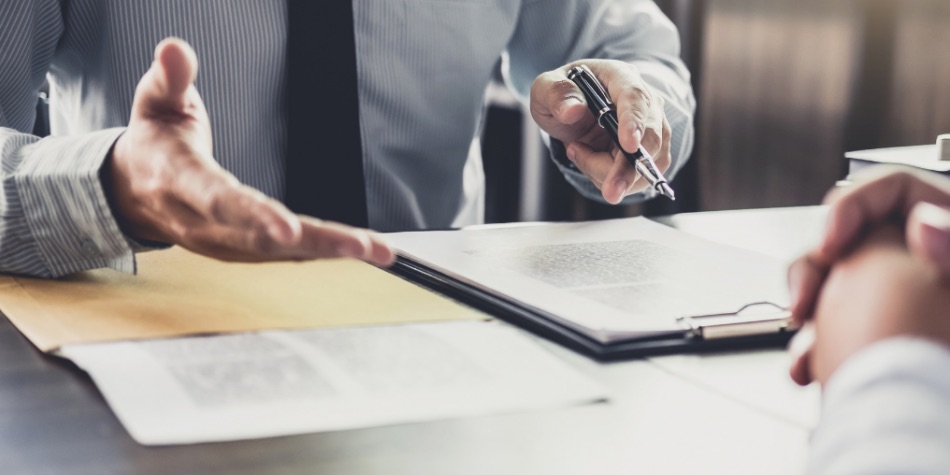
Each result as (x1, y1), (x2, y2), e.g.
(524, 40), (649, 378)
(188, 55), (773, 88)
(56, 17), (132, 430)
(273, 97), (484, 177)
(822, 337), (950, 411)
(126, 237), (172, 254)
(808, 337), (950, 474)
(14, 128), (139, 277)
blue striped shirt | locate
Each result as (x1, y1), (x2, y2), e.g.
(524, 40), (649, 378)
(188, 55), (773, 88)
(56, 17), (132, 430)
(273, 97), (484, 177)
(0, 0), (694, 277)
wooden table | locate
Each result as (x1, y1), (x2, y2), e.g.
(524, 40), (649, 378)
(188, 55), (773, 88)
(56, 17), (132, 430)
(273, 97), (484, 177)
(0, 207), (826, 475)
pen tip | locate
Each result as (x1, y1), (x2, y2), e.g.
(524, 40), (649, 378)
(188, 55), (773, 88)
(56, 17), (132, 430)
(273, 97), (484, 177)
(658, 183), (676, 201)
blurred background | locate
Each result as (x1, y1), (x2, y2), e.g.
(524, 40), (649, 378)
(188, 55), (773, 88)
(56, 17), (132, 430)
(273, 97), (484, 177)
(480, 0), (950, 223)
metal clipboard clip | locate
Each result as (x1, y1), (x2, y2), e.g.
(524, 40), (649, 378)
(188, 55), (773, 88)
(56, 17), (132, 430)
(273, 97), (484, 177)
(677, 302), (794, 340)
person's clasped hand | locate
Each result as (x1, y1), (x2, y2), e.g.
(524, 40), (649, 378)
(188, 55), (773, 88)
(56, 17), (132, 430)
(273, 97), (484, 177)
(529, 59), (672, 204)
(103, 38), (394, 266)
(787, 167), (950, 385)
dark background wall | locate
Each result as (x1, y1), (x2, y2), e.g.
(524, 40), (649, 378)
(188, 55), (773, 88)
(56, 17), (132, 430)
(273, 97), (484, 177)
(695, 0), (950, 211)
(481, 0), (950, 223)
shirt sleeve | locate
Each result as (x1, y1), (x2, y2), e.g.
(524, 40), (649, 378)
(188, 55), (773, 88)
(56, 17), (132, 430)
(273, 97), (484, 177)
(0, 0), (137, 278)
(504, 0), (696, 204)
(807, 337), (950, 475)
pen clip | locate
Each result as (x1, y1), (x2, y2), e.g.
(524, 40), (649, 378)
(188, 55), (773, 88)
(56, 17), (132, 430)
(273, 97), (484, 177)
(575, 65), (611, 105)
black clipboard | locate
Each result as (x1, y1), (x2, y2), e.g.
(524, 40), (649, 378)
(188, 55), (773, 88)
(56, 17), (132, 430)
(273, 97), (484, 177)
(389, 256), (796, 361)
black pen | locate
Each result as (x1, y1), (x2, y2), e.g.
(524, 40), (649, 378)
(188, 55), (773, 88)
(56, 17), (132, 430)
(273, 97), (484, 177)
(567, 65), (675, 201)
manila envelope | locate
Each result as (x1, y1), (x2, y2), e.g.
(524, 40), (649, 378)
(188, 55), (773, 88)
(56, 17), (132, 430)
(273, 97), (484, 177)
(0, 247), (484, 352)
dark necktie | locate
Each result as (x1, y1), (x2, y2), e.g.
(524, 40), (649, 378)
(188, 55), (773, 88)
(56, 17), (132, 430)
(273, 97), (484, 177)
(285, 0), (368, 227)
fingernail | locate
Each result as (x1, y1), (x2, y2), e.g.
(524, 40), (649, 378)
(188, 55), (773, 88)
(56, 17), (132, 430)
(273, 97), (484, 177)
(630, 126), (643, 144)
(788, 323), (815, 355)
(566, 146), (576, 163)
(915, 202), (950, 231)
(787, 263), (801, 308)
(915, 202), (950, 257)
(267, 223), (290, 244)
(267, 215), (298, 244)
(338, 232), (371, 260)
(787, 324), (816, 386)
(613, 177), (628, 203)
(819, 207), (840, 253)
(557, 97), (582, 117)
(921, 226), (950, 264)
(337, 242), (366, 260)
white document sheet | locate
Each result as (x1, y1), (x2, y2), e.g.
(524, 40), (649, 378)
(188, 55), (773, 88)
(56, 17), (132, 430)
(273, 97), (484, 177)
(388, 218), (789, 343)
(59, 321), (605, 446)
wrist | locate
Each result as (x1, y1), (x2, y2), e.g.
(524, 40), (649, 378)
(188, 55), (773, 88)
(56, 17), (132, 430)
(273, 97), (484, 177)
(100, 133), (169, 245)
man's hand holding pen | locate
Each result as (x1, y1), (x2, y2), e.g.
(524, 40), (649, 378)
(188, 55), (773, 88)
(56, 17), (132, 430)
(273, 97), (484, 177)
(529, 59), (672, 204)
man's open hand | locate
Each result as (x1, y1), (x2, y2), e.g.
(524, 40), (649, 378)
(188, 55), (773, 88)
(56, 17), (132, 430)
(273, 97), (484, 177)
(103, 38), (394, 266)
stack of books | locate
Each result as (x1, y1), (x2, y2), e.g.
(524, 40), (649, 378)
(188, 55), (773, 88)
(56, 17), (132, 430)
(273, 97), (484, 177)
(846, 134), (950, 178)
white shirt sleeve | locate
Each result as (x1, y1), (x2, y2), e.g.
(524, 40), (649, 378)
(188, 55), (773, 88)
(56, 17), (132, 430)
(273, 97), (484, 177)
(807, 337), (950, 475)
(504, 0), (696, 204)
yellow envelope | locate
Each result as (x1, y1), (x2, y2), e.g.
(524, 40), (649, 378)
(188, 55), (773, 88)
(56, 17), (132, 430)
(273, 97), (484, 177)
(0, 247), (484, 352)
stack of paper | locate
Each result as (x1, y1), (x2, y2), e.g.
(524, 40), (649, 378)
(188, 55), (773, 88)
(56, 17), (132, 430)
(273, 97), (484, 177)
(61, 321), (605, 445)
(0, 247), (604, 445)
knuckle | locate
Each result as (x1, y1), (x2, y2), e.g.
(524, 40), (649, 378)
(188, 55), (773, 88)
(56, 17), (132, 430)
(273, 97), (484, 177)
(233, 190), (259, 213)
(822, 187), (842, 205)
(571, 151), (593, 171)
(528, 101), (548, 121)
(175, 224), (199, 244)
(249, 229), (276, 254)
(611, 147), (626, 163)
(893, 169), (918, 184)
(221, 172), (241, 187)
(550, 78), (580, 99)
(531, 71), (561, 95)
(530, 71), (553, 92)
(206, 182), (241, 221)
(306, 230), (342, 258)
(208, 193), (229, 221)
(620, 87), (650, 107)
(536, 69), (560, 83)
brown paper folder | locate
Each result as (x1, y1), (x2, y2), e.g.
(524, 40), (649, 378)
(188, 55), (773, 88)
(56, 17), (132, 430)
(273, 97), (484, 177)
(0, 247), (484, 352)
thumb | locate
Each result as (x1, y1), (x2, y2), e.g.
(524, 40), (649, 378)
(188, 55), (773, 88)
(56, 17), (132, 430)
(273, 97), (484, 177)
(787, 322), (816, 386)
(135, 37), (199, 115)
(907, 201), (950, 278)
(529, 70), (591, 141)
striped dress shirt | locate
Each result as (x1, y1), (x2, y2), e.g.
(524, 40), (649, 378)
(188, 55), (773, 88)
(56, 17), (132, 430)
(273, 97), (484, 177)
(0, 0), (694, 277)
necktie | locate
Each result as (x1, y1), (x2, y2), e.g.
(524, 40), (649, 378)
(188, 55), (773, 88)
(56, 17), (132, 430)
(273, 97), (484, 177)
(285, 1), (368, 227)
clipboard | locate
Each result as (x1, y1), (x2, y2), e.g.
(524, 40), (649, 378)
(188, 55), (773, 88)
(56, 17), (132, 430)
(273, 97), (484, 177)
(390, 257), (795, 360)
